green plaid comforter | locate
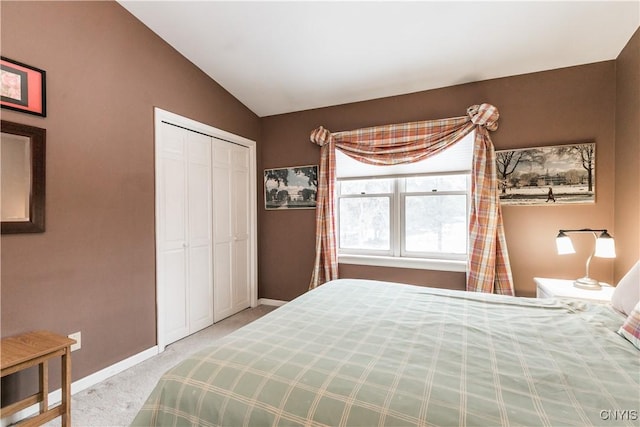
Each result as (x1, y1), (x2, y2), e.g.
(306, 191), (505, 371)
(132, 279), (639, 426)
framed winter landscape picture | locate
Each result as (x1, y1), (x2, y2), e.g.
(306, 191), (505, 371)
(264, 165), (318, 210)
(496, 143), (595, 205)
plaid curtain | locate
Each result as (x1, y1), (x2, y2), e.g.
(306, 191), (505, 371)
(309, 103), (514, 295)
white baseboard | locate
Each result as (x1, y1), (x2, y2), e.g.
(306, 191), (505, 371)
(1, 346), (158, 427)
(71, 346), (159, 394)
(258, 298), (287, 307)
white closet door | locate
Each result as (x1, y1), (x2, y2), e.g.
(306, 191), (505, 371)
(157, 123), (213, 345)
(231, 148), (251, 312)
(213, 139), (251, 322)
(187, 136), (213, 332)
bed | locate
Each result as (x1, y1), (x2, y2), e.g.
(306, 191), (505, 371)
(132, 279), (639, 426)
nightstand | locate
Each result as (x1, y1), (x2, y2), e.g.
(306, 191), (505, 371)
(534, 277), (614, 303)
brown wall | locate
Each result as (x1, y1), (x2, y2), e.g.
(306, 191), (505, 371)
(614, 28), (640, 280)
(0, 0), (259, 397)
(260, 61), (619, 299)
(1, 0), (637, 403)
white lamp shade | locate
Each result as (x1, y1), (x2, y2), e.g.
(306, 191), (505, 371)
(556, 235), (575, 255)
(595, 235), (616, 258)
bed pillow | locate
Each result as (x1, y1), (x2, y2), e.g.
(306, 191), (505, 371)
(611, 261), (640, 316)
(618, 300), (640, 350)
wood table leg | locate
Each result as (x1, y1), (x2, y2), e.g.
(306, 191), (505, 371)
(61, 348), (72, 427)
(39, 361), (48, 415)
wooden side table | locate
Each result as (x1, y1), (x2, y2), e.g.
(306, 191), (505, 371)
(1, 331), (76, 427)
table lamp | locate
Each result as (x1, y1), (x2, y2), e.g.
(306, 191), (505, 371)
(555, 228), (616, 290)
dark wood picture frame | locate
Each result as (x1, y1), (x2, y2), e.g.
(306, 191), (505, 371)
(1, 56), (47, 117)
(1, 120), (46, 233)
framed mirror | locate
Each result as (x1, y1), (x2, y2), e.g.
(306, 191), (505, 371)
(1, 120), (46, 233)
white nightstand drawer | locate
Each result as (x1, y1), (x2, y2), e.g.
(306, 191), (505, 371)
(534, 277), (614, 303)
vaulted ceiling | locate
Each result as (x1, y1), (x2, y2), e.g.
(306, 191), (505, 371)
(118, 1), (640, 117)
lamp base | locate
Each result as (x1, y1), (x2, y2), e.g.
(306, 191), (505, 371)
(573, 277), (602, 290)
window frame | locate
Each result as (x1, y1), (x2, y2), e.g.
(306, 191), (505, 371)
(337, 180), (395, 257)
(336, 171), (470, 272)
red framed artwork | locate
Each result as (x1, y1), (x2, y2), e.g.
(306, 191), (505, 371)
(1, 57), (46, 117)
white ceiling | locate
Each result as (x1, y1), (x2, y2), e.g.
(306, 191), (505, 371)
(118, 1), (640, 117)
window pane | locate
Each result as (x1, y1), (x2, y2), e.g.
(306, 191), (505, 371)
(405, 175), (467, 192)
(339, 197), (390, 250)
(339, 179), (393, 195)
(405, 195), (467, 254)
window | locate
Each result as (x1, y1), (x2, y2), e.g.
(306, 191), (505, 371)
(335, 133), (473, 271)
(338, 178), (393, 252)
(403, 174), (468, 257)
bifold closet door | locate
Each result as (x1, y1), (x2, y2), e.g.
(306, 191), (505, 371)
(157, 123), (213, 345)
(212, 139), (251, 322)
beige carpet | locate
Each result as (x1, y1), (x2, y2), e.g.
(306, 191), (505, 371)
(44, 304), (278, 427)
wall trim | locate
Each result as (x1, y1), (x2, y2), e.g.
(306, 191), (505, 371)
(258, 298), (287, 306)
(1, 346), (158, 427)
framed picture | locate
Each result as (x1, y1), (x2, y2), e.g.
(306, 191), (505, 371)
(264, 165), (318, 210)
(1, 57), (46, 117)
(496, 142), (595, 205)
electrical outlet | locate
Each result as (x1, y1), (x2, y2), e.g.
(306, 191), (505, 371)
(68, 331), (81, 352)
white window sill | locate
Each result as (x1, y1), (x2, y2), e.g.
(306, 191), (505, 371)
(338, 254), (467, 272)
